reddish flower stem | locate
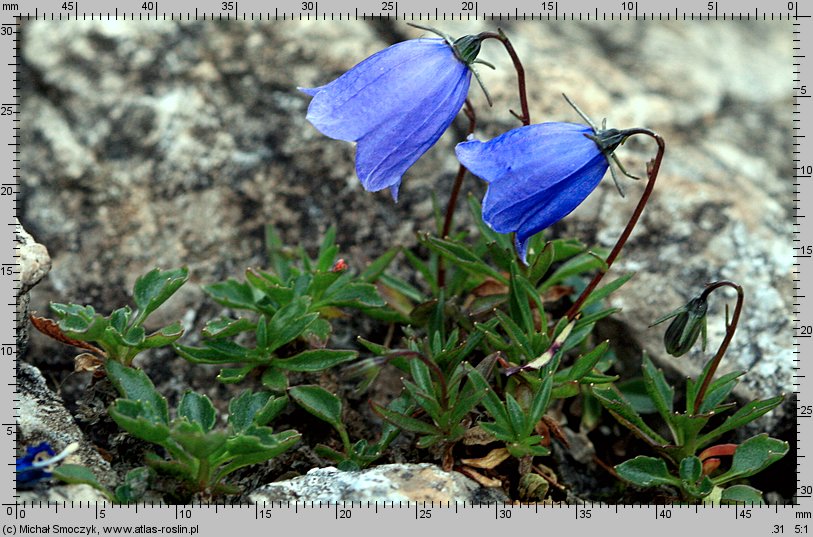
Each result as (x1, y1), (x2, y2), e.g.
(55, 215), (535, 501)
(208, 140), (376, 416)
(438, 100), (477, 288)
(565, 130), (666, 321)
(439, 30), (530, 286)
(692, 280), (744, 415)
(477, 30), (531, 127)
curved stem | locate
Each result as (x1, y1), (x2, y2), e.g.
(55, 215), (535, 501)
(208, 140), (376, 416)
(692, 281), (744, 415)
(438, 99), (477, 288)
(477, 30), (531, 126)
(565, 130), (666, 321)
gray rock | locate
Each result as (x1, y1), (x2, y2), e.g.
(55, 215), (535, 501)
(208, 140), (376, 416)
(18, 361), (116, 487)
(249, 463), (508, 502)
(16, 218), (51, 355)
(19, 20), (791, 433)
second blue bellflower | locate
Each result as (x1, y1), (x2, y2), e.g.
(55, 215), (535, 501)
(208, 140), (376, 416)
(456, 122), (620, 263)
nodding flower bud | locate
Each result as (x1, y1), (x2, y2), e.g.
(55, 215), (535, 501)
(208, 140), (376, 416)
(452, 34), (484, 65)
(651, 296), (708, 357)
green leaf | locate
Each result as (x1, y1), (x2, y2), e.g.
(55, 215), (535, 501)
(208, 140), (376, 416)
(581, 273), (635, 309)
(616, 456), (680, 488)
(172, 423), (228, 459)
(565, 342), (609, 382)
(202, 317), (255, 339)
(616, 378), (658, 414)
(261, 367), (288, 393)
(679, 456), (703, 483)
(720, 485), (765, 505)
(218, 429), (301, 478)
(178, 391), (217, 433)
(132, 268), (189, 321)
(52, 465), (114, 501)
(217, 365), (255, 384)
(319, 283), (386, 309)
(418, 234), (509, 285)
(175, 340), (254, 364)
(527, 373), (554, 432)
(371, 402), (439, 436)
(266, 298), (318, 352)
(696, 396), (784, 448)
(106, 361), (168, 425)
(591, 385), (668, 447)
(697, 371), (744, 414)
(108, 400), (171, 444)
(360, 247), (399, 283)
(641, 355), (675, 423)
(140, 322), (184, 349)
(505, 393), (528, 438)
(316, 225), (338, 272)
(467, 368), (512, 433)
(508, 262), (535, 335)
(275, 349), (357, 372)
(714, 435), (789, 485)
(203, 279), (259, 311)
(229, 391), (287, 432)
(289, 385), (343, 429)
(527, 241), (555, 285)
(538, 252), (608, 291)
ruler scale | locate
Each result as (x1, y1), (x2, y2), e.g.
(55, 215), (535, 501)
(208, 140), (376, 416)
(5, 0), (809, 534)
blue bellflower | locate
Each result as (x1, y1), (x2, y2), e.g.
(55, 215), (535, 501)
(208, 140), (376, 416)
(301, 37), (477, 201)
(16, 441), (78, 487)
(456, 122), (628, 263)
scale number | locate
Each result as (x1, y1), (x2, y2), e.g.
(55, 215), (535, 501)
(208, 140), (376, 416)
(337, 509), (351, 519)
(142, 1), (157, 10)
(61, 2), (75, 10)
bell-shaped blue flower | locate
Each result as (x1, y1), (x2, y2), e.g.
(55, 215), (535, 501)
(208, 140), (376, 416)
(456, 122), (627, 263)
(301, 37), (475, 201)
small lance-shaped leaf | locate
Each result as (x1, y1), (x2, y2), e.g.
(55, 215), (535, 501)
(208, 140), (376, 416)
(615, 456), (681, 488)
(713, 434), (789, 485)
(720, 485), (765, 505)
(132, 268), (189, 321)
(696, 395), (785, 448)
(266, 297), (318, 352)
(178, 391), (217, 433)
(580, 273), (635, 309)
(418, 233), (509, 285)
(139, 322), (185, 349)
(679, 456), (703, 484)
(274, 349), (357, 372)
(319, 282), (386, 309)
(641, 355), (675, 425)
(538, 251), (608, 291)
(289, 385), (343, 430)
(106, 361), (169, 425)
(371, 401), (439, 436)
(571, 342), (610, 382)
(202, 317), (256, 339)
(591, 385), (668, 447)
(52, 465), (114, 501)
(229, 390), (288, 433)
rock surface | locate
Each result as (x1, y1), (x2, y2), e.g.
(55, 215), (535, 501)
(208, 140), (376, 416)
(250, 463), (508, 502)
(16, 218), (51, 354)
(19, 20), (792, 432)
